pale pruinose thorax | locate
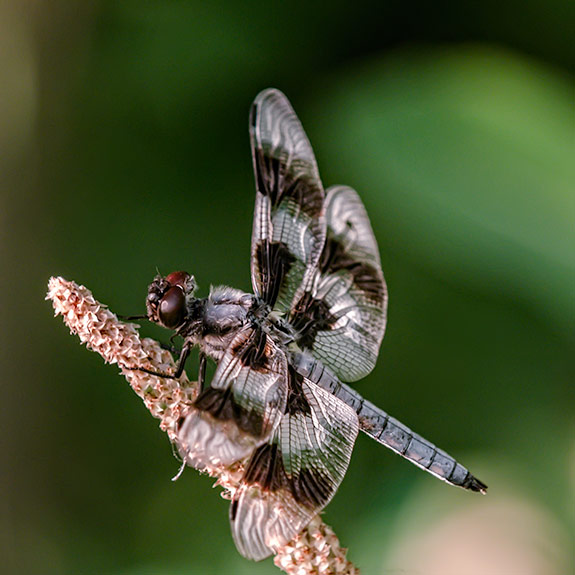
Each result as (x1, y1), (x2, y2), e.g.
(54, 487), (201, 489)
(186, 286), (299, 362)
(188, 286), (254, 361)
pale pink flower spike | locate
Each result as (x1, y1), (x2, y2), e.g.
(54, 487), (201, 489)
(47, 276), (359, 575)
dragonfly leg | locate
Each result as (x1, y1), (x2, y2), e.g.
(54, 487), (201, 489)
(198, 352), (207, 392)
(122, 344), (191, 380)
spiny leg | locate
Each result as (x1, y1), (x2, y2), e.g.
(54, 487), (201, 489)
(198, 352), (207, 392)
(123, 344), (191, 380)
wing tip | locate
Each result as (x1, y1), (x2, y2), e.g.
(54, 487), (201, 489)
(251, 88), (287, 118)
(249, 88), (290, 142)
(254, 87), (286, 102)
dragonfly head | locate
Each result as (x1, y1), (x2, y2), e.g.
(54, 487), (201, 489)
(146, 271), (197, 330)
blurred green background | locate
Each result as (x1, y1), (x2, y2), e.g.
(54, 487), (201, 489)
(1, 1), (573, 574)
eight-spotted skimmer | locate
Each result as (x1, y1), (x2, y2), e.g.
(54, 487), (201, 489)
(145, 88), (487, 561)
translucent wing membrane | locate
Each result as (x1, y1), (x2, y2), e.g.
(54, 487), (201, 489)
(250, 93), (386, 381)
(177, 326), (288, 468)
(290, 185), (387, 381)
(230, 370), (359, 560)
(250, 88), (326, 312)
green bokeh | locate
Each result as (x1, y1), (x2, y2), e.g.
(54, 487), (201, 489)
(2, 1), (573, 574)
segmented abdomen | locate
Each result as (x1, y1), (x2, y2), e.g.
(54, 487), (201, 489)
(294, 353), (487, 493)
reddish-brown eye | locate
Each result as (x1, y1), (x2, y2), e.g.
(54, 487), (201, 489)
(165, 271), (190, 288)
(158, 286), (186, 328)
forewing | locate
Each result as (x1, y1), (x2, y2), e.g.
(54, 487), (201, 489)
(290, 185), (387, 381)
(250, 88), (326, 312)
(229, 370), (359, 560)
(177, 326), (288, 469)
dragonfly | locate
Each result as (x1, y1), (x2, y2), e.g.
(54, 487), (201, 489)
(144, 88), (487, 561)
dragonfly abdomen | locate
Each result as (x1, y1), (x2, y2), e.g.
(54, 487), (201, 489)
(294, 352), (487, 494)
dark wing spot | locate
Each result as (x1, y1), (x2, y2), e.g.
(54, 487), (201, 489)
(290, 291), (337, 350)
(252, 136), (323, 220)
(243, 441), (332, 510)
(254, 240), (296, 307)
(282, 175), (324, 219)
(230, 327), (272, 373)
(291, 467), (333, 510)
(194, 387), (265, 437)
(254, 148), (283, 205)
(319, 236), (385, 305)
(243, 442), (282, 490)
(286, 366), (311, 416)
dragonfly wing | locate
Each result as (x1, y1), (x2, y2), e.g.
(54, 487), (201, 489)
(177, 326), (288, 469)
(250, 88), (326, 312)
(290, 185), (387, 381)
(229, 369), (358, 560)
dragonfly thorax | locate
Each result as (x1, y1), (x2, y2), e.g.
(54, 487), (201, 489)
(148, 275), (256, 362)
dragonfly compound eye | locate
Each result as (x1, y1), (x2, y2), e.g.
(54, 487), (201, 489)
(158, 286), (186, 329)
(165, 271), (191, 288)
